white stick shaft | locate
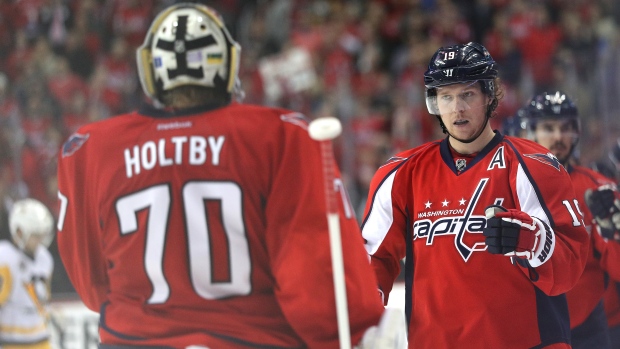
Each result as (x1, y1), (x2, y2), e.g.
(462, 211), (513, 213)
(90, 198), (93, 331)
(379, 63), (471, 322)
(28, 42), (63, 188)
(327, 212), (351, 349)
(311, 119), (351, 349)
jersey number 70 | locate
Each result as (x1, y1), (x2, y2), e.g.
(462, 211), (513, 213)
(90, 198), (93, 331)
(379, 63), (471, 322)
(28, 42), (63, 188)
(59, 181), (252, 304)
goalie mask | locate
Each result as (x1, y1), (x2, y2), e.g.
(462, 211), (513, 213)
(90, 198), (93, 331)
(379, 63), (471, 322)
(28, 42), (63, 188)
(137, 3), (241, 106)
(9, 198), (54, 251)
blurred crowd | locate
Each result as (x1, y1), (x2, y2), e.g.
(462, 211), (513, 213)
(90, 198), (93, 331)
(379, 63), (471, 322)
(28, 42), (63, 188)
(1, 0), (620, 293)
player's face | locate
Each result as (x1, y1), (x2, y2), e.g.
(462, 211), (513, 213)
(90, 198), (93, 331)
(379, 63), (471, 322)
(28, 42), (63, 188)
(435, 81), (492, 142)
(24, 232), (46, 255)
(534, 119), (577, 162)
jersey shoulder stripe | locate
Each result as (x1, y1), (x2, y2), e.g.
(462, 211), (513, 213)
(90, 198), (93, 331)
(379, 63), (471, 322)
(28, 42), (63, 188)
(504, 138), (566, 228)
(361, 141), (439, 229)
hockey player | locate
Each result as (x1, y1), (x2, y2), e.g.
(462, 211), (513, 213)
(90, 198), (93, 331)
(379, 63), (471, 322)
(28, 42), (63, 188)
(56, 3), (405, 348)
(524, 91), (618, 348)
(361, 42), (589, 348)
(592, 141), (620, 347)
(581, 138), (620, 347)
(0, 198), (55, 349)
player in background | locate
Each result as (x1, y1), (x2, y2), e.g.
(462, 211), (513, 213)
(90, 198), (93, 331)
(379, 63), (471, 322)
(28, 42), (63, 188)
(0, 198), (55, 349)
(583, 138), (620, 347)
(361, 42), (589, 348)
(56, 3), (405, 348)
(523, 91), (618, 348)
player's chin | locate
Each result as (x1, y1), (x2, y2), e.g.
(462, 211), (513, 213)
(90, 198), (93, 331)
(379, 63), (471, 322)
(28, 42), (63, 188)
(555, 152), (571, 164)
(449, 123), (474, 136)
(550, 147), (569, 159)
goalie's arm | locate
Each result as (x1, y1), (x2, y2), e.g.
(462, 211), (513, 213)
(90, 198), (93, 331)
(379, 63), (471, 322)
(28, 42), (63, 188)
(56, 150), (109, 312)
(265, 122), (385, 348)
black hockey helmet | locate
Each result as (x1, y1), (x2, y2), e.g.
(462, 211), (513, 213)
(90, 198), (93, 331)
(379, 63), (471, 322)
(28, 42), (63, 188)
(424, 42), (498, 88)
(524, 91), (580, 164)
(424, 42), (498, 116)
(524, 91), (579, 133)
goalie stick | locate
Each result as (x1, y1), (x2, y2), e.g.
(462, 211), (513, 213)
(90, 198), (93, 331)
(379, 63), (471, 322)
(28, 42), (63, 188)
(308, 117), (351, 349)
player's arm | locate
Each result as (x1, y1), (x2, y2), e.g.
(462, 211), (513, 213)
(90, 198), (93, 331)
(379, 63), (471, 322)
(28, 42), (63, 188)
(40, 249), (54, 304)
(484, 160), (589, 295)
(266, 120), (386, 348)
(591, 230), (620, 281)
(361, 159), (410, 304)
(585, 183), (620, 239)
(0, 264), (11, 306)
(56, 134), (109, 312)
(585, 183), (620, 280)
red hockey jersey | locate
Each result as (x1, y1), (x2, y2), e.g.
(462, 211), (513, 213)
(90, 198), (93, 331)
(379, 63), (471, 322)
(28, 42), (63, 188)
(604, 282), (620, 328)
(564, 165), (616, 329)
(56, 103), (385, 348)
(590, 179), (620, 330)
(362, 133), (589, 348)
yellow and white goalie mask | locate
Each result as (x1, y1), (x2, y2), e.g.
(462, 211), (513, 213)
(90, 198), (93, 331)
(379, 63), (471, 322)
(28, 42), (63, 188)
(136, 3), (241, 106)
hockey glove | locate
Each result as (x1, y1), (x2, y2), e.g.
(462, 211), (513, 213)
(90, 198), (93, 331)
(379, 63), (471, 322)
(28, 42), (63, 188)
(356, 308), (407, 349)
(483, 205), (555, 267)
(584, 184), (620, 237)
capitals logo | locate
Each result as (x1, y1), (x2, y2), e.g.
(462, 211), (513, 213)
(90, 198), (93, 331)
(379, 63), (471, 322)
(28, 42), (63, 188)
(62, 133), (89, 158)
(413, 178), (489, 262)
(523, 152), (562, 171)
(280, 112), (309, 129)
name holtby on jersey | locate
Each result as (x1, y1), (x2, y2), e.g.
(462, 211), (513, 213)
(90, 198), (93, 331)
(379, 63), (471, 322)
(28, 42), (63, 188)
(124, 135), (225, 178)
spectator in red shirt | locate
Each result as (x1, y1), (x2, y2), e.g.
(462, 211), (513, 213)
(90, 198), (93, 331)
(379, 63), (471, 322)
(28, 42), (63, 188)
(512, 3), (562, 90)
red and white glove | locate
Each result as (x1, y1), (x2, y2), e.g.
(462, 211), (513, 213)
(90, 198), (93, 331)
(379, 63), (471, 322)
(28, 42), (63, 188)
(356, 308), (407, 349)
(483, 205), (556, 267)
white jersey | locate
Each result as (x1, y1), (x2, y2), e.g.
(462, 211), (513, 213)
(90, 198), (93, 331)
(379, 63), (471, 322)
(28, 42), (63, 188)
(0, 240), (53, 345)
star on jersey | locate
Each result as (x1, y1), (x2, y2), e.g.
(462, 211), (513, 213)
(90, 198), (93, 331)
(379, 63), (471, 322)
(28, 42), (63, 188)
(442, 199), (449, 207)
(425, 201), (432, 209)
(459, 198), (466, 205)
